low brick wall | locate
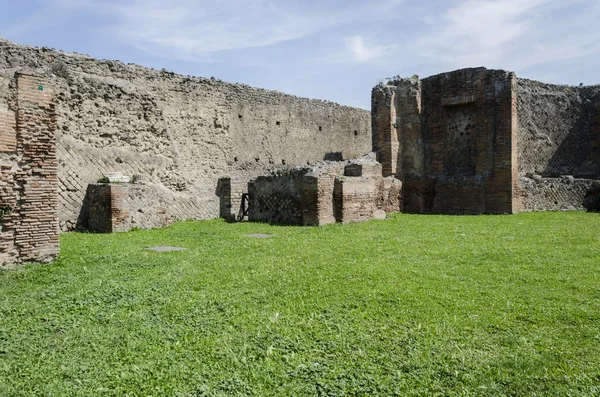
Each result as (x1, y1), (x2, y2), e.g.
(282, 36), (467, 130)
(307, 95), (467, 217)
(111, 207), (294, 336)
(243, 156), (399, 226)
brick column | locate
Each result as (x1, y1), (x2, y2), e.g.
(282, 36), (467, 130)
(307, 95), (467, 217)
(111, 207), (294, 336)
(394, 78), (422, 179)
(372, 85), (397, 177)
(0, 72), (59, 266)
(87, 184), (131, 233)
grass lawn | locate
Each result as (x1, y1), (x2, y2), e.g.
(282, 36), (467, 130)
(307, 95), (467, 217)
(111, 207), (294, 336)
(1, 212), (599, 396)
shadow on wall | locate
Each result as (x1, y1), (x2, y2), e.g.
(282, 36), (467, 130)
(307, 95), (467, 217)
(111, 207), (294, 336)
(216, 177), (248, 222)
(216, 178), (232, 221)
(543, 101), (600, 178)
(76, 189), (90, 230)
(324, 152), (343, 161)
(584, 185), (600, 212)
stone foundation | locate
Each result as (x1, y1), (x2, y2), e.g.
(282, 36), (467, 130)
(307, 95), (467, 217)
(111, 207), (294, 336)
(236, 155), (400, 226)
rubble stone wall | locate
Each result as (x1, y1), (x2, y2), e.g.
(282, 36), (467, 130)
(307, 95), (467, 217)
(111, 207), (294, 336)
(0, 38), (371, 231)
(517, 79), (600, 210)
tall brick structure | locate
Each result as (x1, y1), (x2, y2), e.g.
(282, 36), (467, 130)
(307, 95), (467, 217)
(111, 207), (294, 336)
(0, 73), (59, 267)
(373, 67), (600, 214)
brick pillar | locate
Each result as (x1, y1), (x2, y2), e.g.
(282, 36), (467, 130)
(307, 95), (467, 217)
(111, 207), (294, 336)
(372, 85), (397, 177)
(87, 183), (131, 233)
(395, 77), (422, 179)
(482, 72), (520, 213)
(15, 73), (60, 261)
(0, 72), (59, 266)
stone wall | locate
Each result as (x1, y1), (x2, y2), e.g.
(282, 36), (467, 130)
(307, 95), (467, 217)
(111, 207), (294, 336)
(517, 79), (600, 210)
(244, 156), (396, 226)
(373, 67), (600, 214)
(0, 38), (371, 231)
(374, 68), (519, 214)
(0, 73), (59, 267)
(247, 168), (309, 225)
(517, 79), (600, 178)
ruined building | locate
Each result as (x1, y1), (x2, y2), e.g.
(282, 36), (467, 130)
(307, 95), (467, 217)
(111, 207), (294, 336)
(0, 38), (370, 266)
(1, 38), (599, 266)
(373, 67), (600, 214)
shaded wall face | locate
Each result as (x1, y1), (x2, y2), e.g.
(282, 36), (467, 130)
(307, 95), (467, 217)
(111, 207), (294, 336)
(0, 39), (371, 231)
(516, 80), (600, 211)
(374, 68), (519, 214)
(517, 79), (600, 178)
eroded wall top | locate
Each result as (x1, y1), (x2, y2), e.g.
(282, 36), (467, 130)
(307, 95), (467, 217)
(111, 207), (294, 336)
(0, 38), (371, 230)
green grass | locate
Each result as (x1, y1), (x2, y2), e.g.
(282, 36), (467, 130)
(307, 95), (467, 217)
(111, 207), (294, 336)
(1, 212), (599, 396)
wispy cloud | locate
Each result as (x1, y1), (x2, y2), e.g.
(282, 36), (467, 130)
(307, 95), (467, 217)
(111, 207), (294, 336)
(317, 35), (396, 64)
(410, 0), (600, 72)
(53, 0), (404, 61)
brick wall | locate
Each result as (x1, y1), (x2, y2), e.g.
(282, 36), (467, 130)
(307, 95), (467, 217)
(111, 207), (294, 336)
(373, 68), (520, 214)
(244, 156), (397, 226)
(87, 184), (131, 233)
(0, 104), (16, 152)
(0, 73), (59, 267)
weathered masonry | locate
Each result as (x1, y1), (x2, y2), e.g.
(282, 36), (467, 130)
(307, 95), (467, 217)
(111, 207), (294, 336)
(2, 37), (600, 266)
(243, 155), (399, 226)
(0, 73), (59, 267)
(0, 38), (371, 234)
(372, 67), (600, 214)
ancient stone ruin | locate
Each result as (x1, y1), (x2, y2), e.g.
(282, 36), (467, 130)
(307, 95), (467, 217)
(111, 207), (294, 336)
(373, 67), (600, 214)
(240, 155), (399, 226)
(0, 37), (598, 266)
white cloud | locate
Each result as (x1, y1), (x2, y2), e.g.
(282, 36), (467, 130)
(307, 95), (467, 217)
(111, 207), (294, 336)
(409, 0), (600, 73)
(53, 0), (404, 61)
(346, 36), (395, 63)
(317, 35), (396, 64)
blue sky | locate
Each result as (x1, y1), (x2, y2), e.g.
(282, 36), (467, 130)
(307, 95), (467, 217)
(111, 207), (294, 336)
(2, 0), (599, 109)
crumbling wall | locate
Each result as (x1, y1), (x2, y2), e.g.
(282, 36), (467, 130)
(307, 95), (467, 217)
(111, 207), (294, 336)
(373, 68), (600, 214)
(517, 80), (600, 178)
(374, 68), (519, 214)
(245, 155), (398, 226)
(517, 80), (600, 210)
(299, 163), (347, 226)
(333, 162), (386, 223)
(0, 73), (59, 267)
(0, 38), (371, 231)
(247, 168), (309, 225)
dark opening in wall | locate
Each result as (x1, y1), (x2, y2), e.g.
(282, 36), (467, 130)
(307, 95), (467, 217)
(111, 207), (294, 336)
(319, 126), (322, 131)
(238, 115), (243, 119)
(354, 130), (358, 136)
(276, 121), (281, 126)
(324, 152), (343, 161)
